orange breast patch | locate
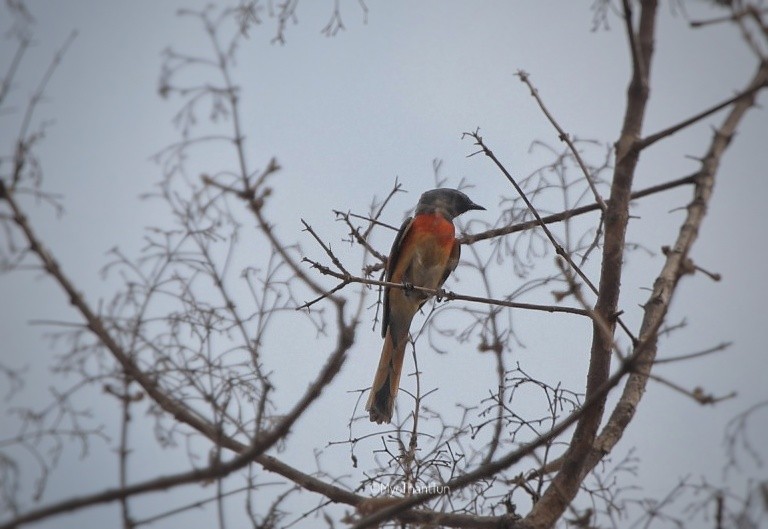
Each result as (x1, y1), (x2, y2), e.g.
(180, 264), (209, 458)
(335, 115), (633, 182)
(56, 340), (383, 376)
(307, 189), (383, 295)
(408, 213), (455, 247)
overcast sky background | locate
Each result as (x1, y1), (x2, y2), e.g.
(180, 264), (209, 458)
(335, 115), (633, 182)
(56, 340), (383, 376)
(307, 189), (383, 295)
(1, 1), (767, 527)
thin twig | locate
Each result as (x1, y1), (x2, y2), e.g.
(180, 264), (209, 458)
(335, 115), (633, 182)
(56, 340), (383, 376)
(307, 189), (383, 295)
(0, 31), (31, 107)
(647, 372), (737, 405)
(12, 31), (77, 189)
(636, 80), (768, 151)
(334, 210), (388, 263)
(299, 257), (590, 317)
(460, 172), (699, 245)
(689, 6), (768, 28)
(351, 339), (653, 529)
(516, 70), (607, 212)
(654, 341), (732, 364)
(301, 219), (350, 275)
(465, 130), (637, 344)
(555, 257), (626, 361)
(622, 0), (645, 85)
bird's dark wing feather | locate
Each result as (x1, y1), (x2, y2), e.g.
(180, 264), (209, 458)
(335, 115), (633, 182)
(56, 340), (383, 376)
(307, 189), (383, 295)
(439, 239), (461, 289)
(382, 216), (413, 338)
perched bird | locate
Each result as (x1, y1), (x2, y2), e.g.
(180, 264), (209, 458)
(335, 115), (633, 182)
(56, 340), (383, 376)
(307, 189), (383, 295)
(366, 188), (485, 424)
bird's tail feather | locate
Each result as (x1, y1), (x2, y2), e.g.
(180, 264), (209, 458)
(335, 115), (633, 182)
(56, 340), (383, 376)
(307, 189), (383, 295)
(366, 327), (409, 424)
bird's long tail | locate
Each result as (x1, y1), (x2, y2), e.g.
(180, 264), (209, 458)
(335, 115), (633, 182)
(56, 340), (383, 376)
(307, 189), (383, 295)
(366, 324), (410, 424)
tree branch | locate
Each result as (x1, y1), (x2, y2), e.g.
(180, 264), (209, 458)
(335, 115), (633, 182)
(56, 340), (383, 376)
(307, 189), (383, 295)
(636, 80), (768, 151)
(0, 181), (364, 525)
(586, 56), (768, 480)
(465, 131), (637, 343)
(516, 70), (607, 211)
(352, 343), (651, 529)
(524, 1), (659, 526)
(300, 257), (590, 317)
(460, 172), (698, 245)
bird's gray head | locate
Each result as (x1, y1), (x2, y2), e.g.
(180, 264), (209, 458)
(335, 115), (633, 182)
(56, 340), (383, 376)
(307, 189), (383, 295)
(415, 188), (485, 220)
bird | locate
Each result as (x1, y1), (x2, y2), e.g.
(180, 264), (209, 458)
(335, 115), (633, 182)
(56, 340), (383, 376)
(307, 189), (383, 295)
(366, 188), (485, 424)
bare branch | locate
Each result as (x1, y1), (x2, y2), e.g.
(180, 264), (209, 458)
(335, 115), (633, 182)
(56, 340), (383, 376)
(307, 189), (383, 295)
(637, 80), (768, 151)
(516, 70), (607, 211)
(586, 53), (768, 491)
(460, 172), (699, 245)
(646, 372), (736, 405)
(352, 345), (649, 529)
(300, 257), (590, 317)
(524, 2), (660, 526)
(464, 130), (637, 344)
(12, 30), (77, 190)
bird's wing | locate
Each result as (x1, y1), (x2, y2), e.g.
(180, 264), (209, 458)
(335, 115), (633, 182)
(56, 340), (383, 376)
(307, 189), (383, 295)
(438, 238), (461, 289)
(382, 216), (413, 338)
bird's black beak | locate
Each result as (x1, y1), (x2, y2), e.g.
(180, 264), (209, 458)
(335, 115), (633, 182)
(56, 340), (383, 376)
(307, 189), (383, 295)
(468, 202), (485, 211)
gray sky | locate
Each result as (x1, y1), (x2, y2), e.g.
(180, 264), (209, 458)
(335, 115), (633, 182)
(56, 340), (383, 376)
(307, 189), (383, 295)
(1, 1), (767, 527)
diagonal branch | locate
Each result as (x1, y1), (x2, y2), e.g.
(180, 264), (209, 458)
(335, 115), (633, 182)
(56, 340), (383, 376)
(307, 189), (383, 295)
(12, 31), (77, 189)
(1, 310), (355, 529)
(465, 131), (637, 343)
(352, 340), (654, 529)
(585, 56), (768, 481)
(201, 169), (336, 301)
(0, 181), (364, 523)
(460, 172), (698, 245)
(636, 80), (768, 151)
(0, 30), (30, 107)
(621, 0), (645, 86)
(524, 1), (659, 527)
(516, 70), (607, 211)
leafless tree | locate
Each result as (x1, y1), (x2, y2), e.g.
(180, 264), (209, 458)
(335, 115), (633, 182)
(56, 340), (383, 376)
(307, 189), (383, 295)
(1, 1), (767, 528)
